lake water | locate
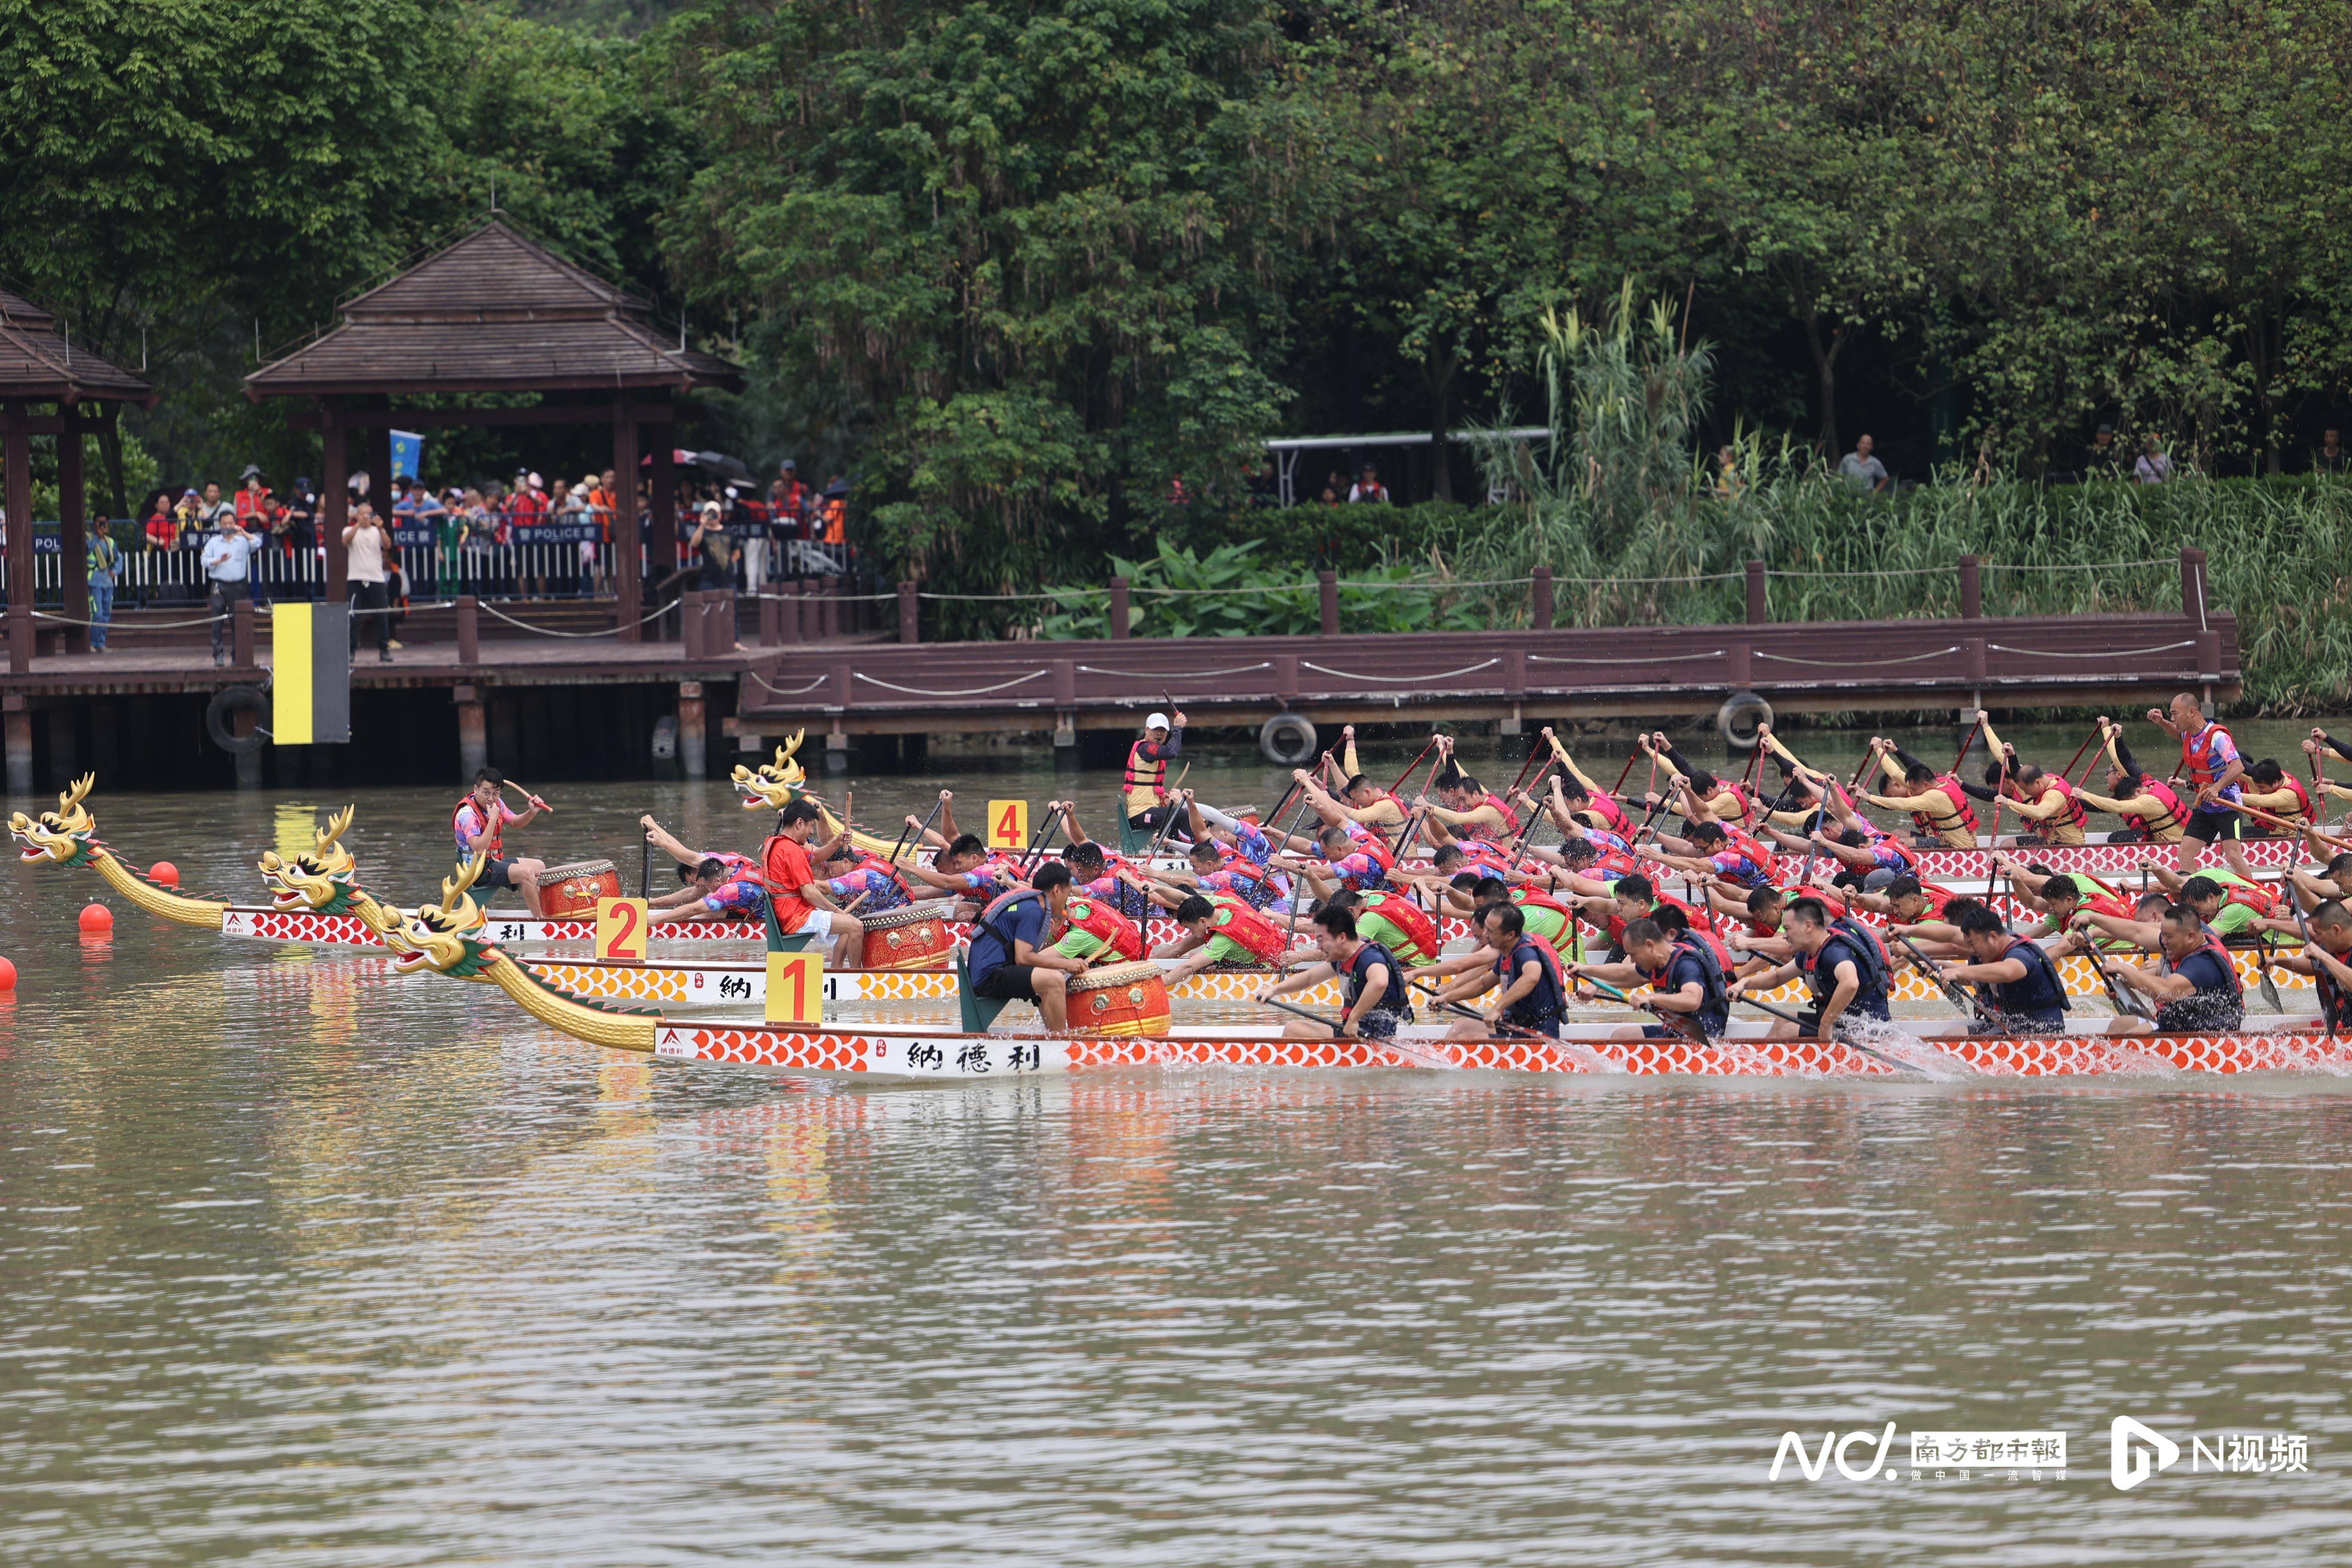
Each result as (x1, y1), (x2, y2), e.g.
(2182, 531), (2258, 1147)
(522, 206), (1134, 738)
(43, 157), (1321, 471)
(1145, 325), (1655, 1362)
(5, 723), (2352, 1564)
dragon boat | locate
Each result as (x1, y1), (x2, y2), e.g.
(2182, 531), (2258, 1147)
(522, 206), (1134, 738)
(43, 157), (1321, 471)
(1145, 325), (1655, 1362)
(361, 861), (2350, 1082)
(9, 777), (2317, 1015)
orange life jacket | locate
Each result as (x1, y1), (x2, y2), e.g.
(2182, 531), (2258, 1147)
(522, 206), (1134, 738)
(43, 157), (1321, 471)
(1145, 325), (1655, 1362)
(1909, 776), (1978, 836)
(2117, 776), (2186, 838)
(2179, 722), (2238, 790)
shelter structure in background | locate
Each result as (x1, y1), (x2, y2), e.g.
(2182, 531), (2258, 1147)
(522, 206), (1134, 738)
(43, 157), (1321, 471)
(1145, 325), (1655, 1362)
(0, 287), (156, 674)
(245, 219), (743, 643)
(1263, 428), (1550, 506)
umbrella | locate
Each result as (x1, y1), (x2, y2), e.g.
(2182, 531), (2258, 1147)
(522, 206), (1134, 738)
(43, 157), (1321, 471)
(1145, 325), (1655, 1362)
(689, 450), (758, 485)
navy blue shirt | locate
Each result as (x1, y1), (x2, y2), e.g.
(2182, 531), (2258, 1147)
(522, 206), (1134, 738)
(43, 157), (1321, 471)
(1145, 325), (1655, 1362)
(970, 894), (1049, 986)
(2168, 948), (2236, 996)
(1645, 946), (1729, 1038)
(1810, 933), (1892, 1021)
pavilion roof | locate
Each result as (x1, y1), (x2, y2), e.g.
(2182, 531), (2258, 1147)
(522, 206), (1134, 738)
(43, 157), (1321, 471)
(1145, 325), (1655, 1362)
(245, 220), (742, 398)
(0, 287), (154, 405)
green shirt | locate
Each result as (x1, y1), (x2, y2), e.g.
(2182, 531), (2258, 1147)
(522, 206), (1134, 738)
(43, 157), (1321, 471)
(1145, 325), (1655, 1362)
(1201, 932), (1257, 967)
(1054, 925), (1113, 962)
(1356, 911), (1421, 962)
(2207, 900), (2259, 938)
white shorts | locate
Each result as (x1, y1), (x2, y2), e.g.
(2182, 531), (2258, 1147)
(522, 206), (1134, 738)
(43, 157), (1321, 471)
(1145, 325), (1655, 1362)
(787, 909), (836, 940)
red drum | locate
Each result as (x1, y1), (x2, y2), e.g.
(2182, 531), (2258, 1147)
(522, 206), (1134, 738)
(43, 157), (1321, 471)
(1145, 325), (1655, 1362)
(539, 860), (621, 917)
(861, 903), (955, 971)
(1068, 960), (1173, 1038)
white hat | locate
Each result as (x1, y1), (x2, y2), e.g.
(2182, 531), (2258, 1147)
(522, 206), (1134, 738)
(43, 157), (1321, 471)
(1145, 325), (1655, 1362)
(1145, 711), (1170, 732)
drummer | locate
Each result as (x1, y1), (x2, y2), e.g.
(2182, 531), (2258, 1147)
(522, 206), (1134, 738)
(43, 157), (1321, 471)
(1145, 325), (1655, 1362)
(453, 768), (547, 918)
(967, 863), (1087, 1030)
(651, 858), (772, 926)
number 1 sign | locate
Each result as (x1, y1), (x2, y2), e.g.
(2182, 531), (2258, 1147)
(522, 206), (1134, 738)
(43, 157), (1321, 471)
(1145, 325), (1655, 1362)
(766, 950), (825, 1025)
(595, 897), (649, 962)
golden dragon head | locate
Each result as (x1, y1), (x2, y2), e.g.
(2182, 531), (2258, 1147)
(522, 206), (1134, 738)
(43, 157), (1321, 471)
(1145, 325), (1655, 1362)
(380, 858), (499, 978)
(730, 730), (810, 810)
(257, 805), (364, 911)
(9, 774), (98, 867)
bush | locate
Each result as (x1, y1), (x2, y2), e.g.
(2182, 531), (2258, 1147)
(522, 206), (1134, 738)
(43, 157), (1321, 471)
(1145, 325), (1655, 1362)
(1034, 538), (1485, 639)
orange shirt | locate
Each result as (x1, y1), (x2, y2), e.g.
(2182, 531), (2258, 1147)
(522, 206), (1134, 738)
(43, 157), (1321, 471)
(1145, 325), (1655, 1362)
(763, 834), (818, 929)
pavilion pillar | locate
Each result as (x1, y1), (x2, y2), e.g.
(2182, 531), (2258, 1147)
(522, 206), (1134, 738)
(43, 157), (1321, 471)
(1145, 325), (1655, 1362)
(58, 404), (88, 654)
(321, 402), (349, 603)
(369, 425), (393, 518)
(649, 435), (677, 628)
(613, 403), (641, 644)
(4, 402), (33, 674)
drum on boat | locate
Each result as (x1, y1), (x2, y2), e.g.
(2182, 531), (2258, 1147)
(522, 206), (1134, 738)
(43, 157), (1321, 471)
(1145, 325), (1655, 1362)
(861, 901), (956, 971)
(1068, 960), (1173, 1038)
(539, 859), (622, 917)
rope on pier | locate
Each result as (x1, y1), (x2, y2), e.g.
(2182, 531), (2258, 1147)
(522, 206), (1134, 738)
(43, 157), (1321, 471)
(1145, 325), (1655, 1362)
(744, 669), (831, 697)
(1299, 657), (1500, 683)
(1754, 645), (1960, 668)
(478, 598), (677, 637)
(1529, 649), (1725, 665)
(1075, 662), (1273, 679)
(1984, 639), (2198, 660)
(30, 609), (228, 628)
(854, 669), (1050, 698)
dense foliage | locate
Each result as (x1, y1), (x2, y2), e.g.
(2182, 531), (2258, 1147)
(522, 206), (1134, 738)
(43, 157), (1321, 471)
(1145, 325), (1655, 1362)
(11, 0), (2352, 640)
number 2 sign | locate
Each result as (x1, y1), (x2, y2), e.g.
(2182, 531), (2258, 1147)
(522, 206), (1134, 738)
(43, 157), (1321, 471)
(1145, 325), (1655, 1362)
(986, 799), (1029, 850)
(595, 897), (649, 962)
(766, 950), (825, 1025)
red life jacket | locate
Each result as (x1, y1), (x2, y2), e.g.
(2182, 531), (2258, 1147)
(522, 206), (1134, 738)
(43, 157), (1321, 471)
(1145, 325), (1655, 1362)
(2117, 776), (2186, 838)
(1721, 825), (1780, 881)
(1482, 793), (1521, 836)
(2031, 776), (2088, 833)
(1205, 893), (1289, 964)
(2179, 722), (2238, 790)
(1513, 888), (1578, 922)
(1122, 738), (1168, 799)
(2279, 773), (2316, 822)
(1592, 846), (1642, 878)
(2162, 930), (2244, 998)
(2075, 874), (2139, 923)
(1910, 776), (1978, 837)
(2218, 878), (2279, 918)
(1357, 890), (1438, 962)
(1062, 896), (1144, 961)
(1592, 791), (1634, 837)
(451, 797), (503, 860)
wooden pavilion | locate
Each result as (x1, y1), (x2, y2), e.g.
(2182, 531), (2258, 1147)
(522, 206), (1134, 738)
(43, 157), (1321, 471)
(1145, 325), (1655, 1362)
(1, 288), (156, 671)
(245, 219), (743, 642)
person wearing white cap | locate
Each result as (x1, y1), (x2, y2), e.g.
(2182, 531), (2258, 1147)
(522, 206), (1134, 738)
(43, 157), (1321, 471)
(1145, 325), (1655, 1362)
(1124, 708), (1188, 831)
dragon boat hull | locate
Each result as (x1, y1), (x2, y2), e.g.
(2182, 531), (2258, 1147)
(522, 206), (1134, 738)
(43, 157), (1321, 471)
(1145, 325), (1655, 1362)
(646, 1020), (2352, 1081)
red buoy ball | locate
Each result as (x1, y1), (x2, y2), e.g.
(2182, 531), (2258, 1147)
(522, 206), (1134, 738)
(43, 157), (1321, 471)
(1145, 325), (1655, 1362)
(0, 956), (15, 990)
(78, 903), (113, 934)
(149, 861), (180, 887)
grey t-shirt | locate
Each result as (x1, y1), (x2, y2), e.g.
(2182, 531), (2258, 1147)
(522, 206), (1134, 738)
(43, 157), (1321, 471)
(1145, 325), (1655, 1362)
(1838, 453), (1890, 492)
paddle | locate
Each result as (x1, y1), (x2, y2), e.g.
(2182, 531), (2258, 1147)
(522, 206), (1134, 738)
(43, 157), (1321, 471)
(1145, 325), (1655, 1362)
(1407, 977), (1543, 1039)
(1574, 972), (1707, 1043)
(500, 779), (553, 816)
(2227, 799), (2352, 854)
(1727, 986), (1926, 1072)
(1387, 736), (1439, 796)
(2254, 930), (2285, 1014)
(885, 792), (946, 873)
(1501, 733), (1547, 801)
(2059, 723), (2101, 789)
(2067, 929), (2153, 1022)
(1950, 712), (1986, 779)
(2295, 906), (2338, 1044)
(1139, 771), (1191, 863)
(1891, 928), (1991, 1024)
(1020, 802), (1069, 872)
(640, 829), (653, 900)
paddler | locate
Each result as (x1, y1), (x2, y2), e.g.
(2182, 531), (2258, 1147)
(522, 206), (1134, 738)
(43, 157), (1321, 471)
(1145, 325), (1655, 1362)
(1415, 738), (1517, 842)
(1565, 917), (1728, 1041)
(1323, 725), (1410, 832)
(899, 832), (1019, 914)
(2303, 730), (2352, 812)
(2274, 898), (2352, 1035)
(453, 768), (548, 917)
(967, 863), (1084, 1030)
(1935, 904), (2072, 1033)
(1257, 905), (1410, 1040)
(1730, 895), (1892, 1041)
(1424, 901), (1570, 1039)
(1321, 888), (1441, 967)
(1122, 708), (1188, 834)
(760, 799), (868, 969)
(1635, 816), (1777, 893)
(1856, 736), (1978, 848)
(2144, 692), (2258, 882)
(640, 815), (766, 910)
(1990, 858), (2146, 949)
(2073, 717), (2189, 847)
(651, 856), (772, 926)
(815, 841), (914, 913)
(2237, 758), (2316, 834)
(1158, 891), (1299, 982)
(2135, 864), (2276, 939)
(2092, 902), (2245, 1031)
(2282, 850), (2352, 916)
(1541, 727), (1638, 838)
(1961, 718), (2088, 845)
(1274, 824), (1391, 899)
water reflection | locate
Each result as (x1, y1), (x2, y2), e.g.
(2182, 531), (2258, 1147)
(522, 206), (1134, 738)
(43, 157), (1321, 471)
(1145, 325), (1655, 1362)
(4, 754), (2352, 1563)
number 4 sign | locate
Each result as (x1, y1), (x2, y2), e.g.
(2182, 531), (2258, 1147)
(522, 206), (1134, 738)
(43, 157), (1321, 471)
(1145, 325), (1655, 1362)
(595, 897), (649, 962)
(986, 799), (1029, 850)
(766, 950), (825, 1025)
